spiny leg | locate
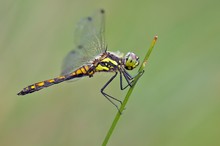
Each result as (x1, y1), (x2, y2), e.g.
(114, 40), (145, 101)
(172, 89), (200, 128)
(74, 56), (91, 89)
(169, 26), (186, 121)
(120, 70), (145, 90)
(101, 72), (123, 113)
(119, 71), (132, 90)
(123, 69), (133, 80)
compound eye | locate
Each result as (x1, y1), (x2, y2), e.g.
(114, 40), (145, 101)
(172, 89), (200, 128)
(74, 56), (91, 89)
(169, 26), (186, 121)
(124, 52), (140, 70)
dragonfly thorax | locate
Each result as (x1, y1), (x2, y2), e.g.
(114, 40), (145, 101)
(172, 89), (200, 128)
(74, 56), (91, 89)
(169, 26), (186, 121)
(123, 52), (139, 70)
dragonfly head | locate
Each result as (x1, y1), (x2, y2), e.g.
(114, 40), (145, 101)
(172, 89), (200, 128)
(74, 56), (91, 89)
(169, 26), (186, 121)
(123, 52), (139, 70)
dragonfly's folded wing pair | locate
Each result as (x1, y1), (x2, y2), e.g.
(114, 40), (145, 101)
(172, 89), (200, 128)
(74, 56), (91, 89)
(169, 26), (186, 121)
(61, 9), (106, 76)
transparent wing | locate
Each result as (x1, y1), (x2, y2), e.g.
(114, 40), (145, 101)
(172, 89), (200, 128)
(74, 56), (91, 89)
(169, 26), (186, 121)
(61, 9), (106, 75)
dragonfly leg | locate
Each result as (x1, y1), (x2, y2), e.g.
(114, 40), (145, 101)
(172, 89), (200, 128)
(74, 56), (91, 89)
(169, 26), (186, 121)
(119, 71), (131, 90)
(123, 69), (133, 80)
(120, 70), (145, 90)
(101, 72), (123, 114)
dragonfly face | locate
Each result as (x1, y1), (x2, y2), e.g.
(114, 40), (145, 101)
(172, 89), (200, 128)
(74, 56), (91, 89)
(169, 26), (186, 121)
(17, 9), (142, 113)
(123, 52), (140, 70)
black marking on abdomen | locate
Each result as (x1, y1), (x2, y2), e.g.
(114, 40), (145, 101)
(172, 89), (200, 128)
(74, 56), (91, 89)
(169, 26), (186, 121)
(17, 65), (93, 96)
(17, 76), (68, 95)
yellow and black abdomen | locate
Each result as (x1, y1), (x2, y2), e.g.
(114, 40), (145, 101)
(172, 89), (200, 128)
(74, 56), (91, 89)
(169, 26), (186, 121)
(17, 65), (92, 95)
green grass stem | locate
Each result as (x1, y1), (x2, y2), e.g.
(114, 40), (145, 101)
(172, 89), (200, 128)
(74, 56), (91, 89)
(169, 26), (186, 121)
(102, 35), (158, 146)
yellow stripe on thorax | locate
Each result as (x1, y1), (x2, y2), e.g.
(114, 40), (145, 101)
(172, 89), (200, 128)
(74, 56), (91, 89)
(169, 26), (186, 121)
(102, 58), (118, 65)
(95, 58), (118, 71)
(96, 64), (109, 71)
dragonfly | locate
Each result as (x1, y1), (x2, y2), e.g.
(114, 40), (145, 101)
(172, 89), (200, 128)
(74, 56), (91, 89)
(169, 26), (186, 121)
(17, 9), (141, 112)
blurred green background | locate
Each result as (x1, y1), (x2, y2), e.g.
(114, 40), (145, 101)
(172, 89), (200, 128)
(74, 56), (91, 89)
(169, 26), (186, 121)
(0, 0), (219, 146)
